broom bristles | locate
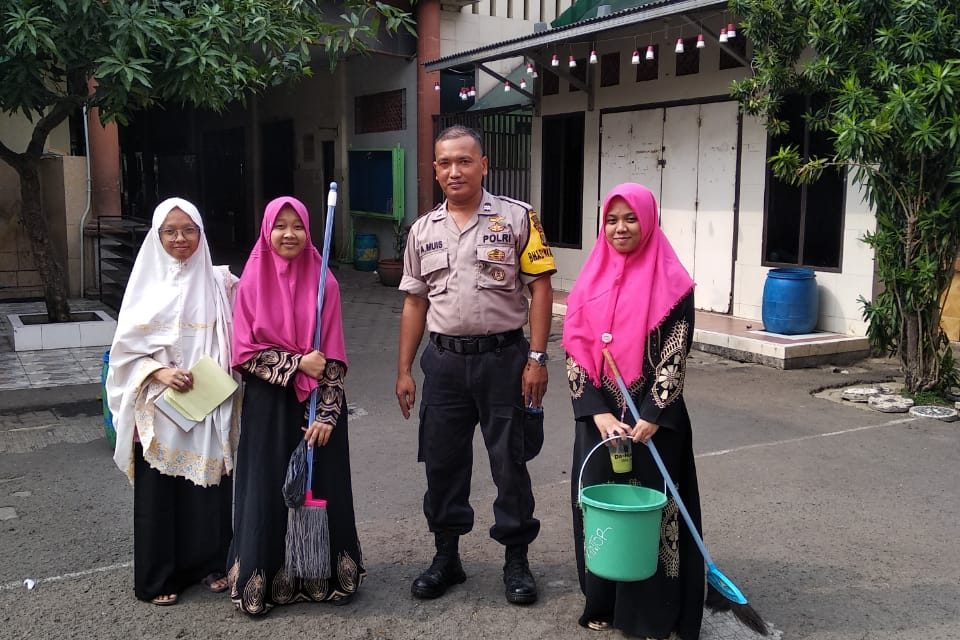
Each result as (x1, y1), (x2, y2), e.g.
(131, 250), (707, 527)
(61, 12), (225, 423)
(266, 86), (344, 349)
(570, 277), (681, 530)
(284, 505), (331, 580)
(706, 583), (769, 636)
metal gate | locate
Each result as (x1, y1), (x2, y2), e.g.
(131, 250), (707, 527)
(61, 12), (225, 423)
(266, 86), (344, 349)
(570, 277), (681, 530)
(433, 109), (532, 203)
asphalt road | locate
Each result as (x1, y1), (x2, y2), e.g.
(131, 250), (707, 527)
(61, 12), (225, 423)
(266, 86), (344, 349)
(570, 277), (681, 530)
(1, 281), (958, 639)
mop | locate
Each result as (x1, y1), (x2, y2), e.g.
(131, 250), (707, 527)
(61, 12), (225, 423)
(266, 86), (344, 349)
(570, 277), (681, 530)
(601, 347), (768, 635)
(284, 183), (338, 581)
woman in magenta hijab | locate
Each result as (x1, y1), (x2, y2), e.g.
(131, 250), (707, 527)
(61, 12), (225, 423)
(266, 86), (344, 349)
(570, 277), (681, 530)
(227, 196), (363, 616)
(561, 183), (704, 638)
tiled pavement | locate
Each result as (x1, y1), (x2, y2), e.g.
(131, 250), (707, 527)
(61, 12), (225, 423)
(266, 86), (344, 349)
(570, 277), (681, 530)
(0, 264), (398, 392)
(0, 300), (114, 391)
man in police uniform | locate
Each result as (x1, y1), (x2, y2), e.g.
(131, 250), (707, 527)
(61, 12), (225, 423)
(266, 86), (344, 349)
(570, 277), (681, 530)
(396, 125), (556, 605)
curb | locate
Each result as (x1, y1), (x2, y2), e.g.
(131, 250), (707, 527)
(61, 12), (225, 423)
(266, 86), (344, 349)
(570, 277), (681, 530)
(0, 383), (101, 414)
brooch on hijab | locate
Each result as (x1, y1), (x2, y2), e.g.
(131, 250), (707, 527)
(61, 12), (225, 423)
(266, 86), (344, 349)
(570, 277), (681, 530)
(601, 332), (613, 344)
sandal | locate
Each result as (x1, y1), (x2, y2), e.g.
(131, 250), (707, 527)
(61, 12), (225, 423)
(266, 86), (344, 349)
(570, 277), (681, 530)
(586, 619), (611, 631)
(150, 593), (178, 606)
(201, 572), (229, 594)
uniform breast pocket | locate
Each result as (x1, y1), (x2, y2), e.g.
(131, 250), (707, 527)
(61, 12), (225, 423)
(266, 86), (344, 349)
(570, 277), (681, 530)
(476, 245), (517, 290)
(421, 251), (450, 297)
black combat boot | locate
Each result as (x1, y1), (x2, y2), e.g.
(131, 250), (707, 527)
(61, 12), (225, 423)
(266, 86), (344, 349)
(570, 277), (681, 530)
(503, 544), (537, 605)
(411, 534), (466, 599)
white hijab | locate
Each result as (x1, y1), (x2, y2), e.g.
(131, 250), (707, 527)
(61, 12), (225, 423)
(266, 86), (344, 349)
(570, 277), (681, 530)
(106, 198), (239, 486)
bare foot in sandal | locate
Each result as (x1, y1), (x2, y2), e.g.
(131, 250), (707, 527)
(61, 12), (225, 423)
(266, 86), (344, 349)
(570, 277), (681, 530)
(150, 593), (178, 606)
(202, 573), (229, 593)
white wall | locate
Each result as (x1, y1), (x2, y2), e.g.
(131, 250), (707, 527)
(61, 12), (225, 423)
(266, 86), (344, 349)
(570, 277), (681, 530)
(345, 55), (419, 262)
(532, 20), (875, 335)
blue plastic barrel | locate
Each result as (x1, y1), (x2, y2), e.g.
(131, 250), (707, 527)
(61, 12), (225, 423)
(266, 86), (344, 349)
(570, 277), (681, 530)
(101, 350), (116, 448)
(354, 233), (379, 271)
(762, 268), (819, 335)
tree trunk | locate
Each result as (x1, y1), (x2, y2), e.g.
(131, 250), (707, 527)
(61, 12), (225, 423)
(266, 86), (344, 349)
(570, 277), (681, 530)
(16, 160), (72, 322)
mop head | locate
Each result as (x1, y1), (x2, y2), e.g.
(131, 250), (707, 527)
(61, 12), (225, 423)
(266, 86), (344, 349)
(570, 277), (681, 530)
(284, 501), (331, 580)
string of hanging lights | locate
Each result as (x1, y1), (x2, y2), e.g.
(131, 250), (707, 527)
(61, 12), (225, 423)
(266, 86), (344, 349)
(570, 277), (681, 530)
(430, 11), (739, 95)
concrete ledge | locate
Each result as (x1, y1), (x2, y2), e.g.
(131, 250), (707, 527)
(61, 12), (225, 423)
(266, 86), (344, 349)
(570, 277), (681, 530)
(8, 310), (116, 351)
(694, 327), (870, 369)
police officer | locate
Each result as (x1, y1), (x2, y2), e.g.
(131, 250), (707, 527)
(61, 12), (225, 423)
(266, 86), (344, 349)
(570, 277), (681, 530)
(396, 125), (556, 605)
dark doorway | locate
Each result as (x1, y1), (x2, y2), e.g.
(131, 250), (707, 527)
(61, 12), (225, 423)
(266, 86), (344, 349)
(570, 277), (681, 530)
(261, 120), (295, 201)
(202, 128), (247, 251)
(541, 112), (584, 248)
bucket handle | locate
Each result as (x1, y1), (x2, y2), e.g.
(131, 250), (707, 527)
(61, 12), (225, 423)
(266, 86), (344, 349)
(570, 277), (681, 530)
(576, 435), (665, 505)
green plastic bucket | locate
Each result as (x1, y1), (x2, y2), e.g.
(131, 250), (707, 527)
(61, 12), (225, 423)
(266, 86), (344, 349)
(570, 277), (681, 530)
(579, 438), (667, 581)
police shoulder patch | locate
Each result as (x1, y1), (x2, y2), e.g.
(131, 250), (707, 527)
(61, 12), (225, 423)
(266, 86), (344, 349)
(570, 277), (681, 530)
(520, 209), (557, 276)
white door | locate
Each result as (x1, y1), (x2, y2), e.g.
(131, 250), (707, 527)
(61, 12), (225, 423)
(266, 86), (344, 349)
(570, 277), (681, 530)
(598, 101), (740, 313)
(694, 102), (739, 312)
(599, 109), (664, 204)
(659, 105), (700, 275)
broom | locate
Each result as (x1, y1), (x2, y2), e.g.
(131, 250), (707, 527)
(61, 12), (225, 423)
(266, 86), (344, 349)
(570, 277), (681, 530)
(284, 183), (339, 581)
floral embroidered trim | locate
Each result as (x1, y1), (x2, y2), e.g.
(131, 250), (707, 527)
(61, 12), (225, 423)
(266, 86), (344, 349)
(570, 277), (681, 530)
(566, 356), (588, 399)
(133, 381), (229, 487)
(600, 374), (644, 415)
(315, 360), (346, 428)
(241, 348), (302, 387)
(659, 496), (680, 578)
(651, 319), (689, 409)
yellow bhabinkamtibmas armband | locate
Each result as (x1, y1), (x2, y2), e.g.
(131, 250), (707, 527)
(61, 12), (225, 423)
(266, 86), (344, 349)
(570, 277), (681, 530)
(520, 209), (557, 276)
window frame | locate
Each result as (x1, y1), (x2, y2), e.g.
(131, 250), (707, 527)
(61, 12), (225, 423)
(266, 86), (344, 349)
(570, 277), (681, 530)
(760, 94), (846, 273)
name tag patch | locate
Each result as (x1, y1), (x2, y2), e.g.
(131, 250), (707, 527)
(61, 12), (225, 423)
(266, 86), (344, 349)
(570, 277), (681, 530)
(418, 240), (444, 256)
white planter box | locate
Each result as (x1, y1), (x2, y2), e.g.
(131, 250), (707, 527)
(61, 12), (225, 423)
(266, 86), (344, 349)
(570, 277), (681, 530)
(8, 310), (117, 351)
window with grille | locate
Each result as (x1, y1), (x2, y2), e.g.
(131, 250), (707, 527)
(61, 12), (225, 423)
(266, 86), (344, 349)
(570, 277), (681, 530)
(569, 58), (587, 92)
(763, 93), (845, 270)
(600, 52), (620, 87)
(542, 69), (560, 96)
(720, 36), (748, 70)
(635, 45), (658, 82)
(675, 37), (700, 76)
(355, 89), (406, 134)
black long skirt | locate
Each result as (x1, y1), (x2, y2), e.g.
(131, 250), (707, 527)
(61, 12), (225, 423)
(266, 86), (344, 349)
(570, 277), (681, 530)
(133, 443), (233, 601)
(227, 374), (364, 616)
(571, 418), (705, 639)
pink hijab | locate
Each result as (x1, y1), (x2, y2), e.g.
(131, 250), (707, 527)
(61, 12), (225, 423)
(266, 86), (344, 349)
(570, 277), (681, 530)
(562, 183), (694, 387)
(231, 196), (347, 402)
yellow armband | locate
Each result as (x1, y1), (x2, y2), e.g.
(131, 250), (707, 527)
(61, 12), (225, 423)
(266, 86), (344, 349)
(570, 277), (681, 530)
(520, 210), (557, 276)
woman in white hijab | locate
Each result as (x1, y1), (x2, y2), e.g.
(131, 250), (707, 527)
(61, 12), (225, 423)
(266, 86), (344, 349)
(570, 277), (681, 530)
(106, 197), (239, 606)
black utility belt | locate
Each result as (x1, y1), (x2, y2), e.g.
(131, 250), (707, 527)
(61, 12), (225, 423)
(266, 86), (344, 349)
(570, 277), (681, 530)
(431, 329), (523, 354)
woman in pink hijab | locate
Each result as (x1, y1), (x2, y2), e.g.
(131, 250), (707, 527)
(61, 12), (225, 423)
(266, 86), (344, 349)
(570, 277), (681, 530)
(561, 183), (703, 638)
(227, 196), (363, 616)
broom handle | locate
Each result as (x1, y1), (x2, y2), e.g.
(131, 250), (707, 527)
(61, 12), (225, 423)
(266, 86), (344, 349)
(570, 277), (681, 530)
(306, 183), (338, 488)
(600, 348), (715, 567)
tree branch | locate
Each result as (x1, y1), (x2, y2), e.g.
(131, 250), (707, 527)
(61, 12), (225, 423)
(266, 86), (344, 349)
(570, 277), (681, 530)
(0, 139), (22, 169)
(25, 97), (81, 158)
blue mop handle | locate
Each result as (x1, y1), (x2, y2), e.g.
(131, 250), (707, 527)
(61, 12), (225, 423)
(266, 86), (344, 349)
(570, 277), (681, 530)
(601, 348), (715, 568)
(306, 183), (338, 488)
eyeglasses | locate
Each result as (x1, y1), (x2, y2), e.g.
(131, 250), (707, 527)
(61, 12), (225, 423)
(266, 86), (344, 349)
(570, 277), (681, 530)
(159, 226), (200, 240)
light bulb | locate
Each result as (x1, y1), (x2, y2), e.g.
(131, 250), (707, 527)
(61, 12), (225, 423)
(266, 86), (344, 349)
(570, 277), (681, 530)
(520, 78), (527, 90)
(551, 54), (559, 67)
(589, 50), (598, 64)
(504, 81), (511, 92)
(719, 27), (728, 43)
(696, 33), (705, 49)
(568, 55), (577, 68)
(675, 38), (684, 54)
(468, 86), (476, 97)
(631, 49), (641, 64)
(433, 81), (440, 91)
(645, 45), (655, 61)
(727, 23), (736, 38)
(526, 63), (534, 75)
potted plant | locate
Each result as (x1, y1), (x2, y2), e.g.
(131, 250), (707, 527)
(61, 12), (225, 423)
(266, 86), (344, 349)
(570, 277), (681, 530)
(377, 221), (408, 287)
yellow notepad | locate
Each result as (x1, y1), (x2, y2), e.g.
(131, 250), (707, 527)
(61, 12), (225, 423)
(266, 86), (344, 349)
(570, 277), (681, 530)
(162, 355), (239, 422)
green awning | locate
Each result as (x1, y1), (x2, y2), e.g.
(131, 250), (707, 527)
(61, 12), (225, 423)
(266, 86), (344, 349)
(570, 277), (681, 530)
(551, 0), (662, 28)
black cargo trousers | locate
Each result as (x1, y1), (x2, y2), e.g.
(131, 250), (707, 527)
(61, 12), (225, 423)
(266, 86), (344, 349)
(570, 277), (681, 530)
(417, 331), (540, 546)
